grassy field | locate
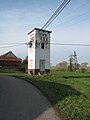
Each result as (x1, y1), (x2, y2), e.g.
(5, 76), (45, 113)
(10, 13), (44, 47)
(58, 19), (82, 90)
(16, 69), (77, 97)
(0, 70), (90, 120)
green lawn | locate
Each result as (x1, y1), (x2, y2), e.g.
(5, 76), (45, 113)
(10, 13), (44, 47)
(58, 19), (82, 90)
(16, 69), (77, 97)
(0, 71), (90, 120)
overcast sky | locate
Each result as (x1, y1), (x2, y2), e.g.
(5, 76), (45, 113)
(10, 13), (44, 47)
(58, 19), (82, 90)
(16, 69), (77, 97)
(0, 0), (90, 65)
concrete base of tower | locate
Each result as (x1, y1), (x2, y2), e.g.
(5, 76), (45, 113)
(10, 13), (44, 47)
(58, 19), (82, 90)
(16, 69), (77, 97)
(28, 69), (50, 75)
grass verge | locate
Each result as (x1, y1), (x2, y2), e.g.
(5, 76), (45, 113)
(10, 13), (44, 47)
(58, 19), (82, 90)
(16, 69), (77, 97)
(0, 71), (90, 120)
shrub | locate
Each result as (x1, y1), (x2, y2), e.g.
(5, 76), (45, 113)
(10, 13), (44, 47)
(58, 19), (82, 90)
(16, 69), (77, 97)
(80, 67), (87, 73)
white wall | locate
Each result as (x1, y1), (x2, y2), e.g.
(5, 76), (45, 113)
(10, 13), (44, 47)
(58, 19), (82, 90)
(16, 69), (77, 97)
(28, 28), (51, 70)
(35, 29), (50, 70)
(35, 48), (50, 69)
(28, 30), (36, 69)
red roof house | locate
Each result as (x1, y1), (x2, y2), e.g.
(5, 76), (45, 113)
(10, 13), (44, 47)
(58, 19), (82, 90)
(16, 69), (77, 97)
(0, 51), (22, 71)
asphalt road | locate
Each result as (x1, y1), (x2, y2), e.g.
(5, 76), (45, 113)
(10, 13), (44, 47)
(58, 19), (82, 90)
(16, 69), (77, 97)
(0, 76), (60, 120)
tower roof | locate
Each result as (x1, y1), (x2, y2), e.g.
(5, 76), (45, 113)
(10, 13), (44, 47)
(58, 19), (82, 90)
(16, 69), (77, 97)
(28, 28), (52, 35)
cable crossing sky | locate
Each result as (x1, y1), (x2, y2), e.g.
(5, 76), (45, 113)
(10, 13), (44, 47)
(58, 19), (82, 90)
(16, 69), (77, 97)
(27, 0), (71, 46)
(42, 0), (71, 29)
(1, 0), (90, 48)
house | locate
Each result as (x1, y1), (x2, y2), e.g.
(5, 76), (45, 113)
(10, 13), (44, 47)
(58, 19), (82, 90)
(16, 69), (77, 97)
(28, 28), (52, 75)
(0, 51), (22, 71)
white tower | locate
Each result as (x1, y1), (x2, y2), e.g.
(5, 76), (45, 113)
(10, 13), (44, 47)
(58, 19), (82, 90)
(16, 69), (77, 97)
(28, 28), (52, 75)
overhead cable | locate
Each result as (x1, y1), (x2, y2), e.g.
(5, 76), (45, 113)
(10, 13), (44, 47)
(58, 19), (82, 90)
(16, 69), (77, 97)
(27, 0), (71, 47)
(50, 43), (90, 47)
(0, 43), (25, 49)
(42, 0), (71, 29)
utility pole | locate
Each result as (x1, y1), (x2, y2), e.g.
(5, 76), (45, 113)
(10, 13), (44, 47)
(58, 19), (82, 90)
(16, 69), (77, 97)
(69, 51), (79, 71)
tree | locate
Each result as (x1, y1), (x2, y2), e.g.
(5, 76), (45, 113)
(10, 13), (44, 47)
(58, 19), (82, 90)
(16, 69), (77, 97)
(21, 56), (28, 72)
(68, 55), (74, 71)
(81, 62), (88, 67)
(60, 61), (68, 68)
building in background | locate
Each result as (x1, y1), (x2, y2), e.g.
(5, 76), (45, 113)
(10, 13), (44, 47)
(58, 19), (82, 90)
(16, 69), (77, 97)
(28, 28), (52, 75)
(0, 51), (21, 72)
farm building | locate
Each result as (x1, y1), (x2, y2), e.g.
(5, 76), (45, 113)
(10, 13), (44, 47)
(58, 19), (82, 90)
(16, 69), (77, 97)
(28, 28), (52, 75)
(0, 51), (22, 71)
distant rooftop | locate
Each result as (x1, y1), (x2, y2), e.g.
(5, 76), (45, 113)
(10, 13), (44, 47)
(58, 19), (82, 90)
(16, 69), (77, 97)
(0, 51), (21, 62)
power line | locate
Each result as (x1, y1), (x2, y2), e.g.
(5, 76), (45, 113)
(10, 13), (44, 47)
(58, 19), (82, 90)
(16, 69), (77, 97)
(55, 0), (90, 22)
(50, 43), (90, 47)
(0, 43), (26, 49)
(42, 0), (70, 29)
(64, 10), (90, 24)
(0, 43), (26, 45)
(57, 16), (90, 29)
(50, 0), (90, 30)
(1, 1), (90, 49)
(55, 10), (90, 29)
(28, 0), (71, 47)
(1, 42), (90, 49)
(42, 0), (71, 29)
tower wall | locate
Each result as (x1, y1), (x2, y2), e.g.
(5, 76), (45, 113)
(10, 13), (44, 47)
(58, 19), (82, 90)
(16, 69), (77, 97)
(28, 28), (51, 75)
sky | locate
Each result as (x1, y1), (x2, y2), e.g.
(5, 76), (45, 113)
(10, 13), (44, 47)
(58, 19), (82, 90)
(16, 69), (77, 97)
(0, 0), (90, 66)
